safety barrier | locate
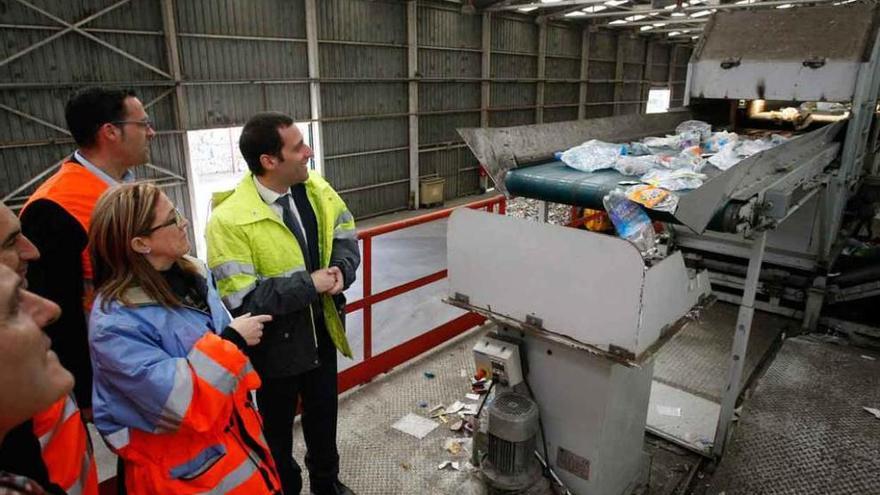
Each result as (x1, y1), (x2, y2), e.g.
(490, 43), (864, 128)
(337, 194), (507, 393)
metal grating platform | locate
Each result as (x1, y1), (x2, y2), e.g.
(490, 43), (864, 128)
(706, 336), (880, 494)
(653, 302), (793, 402)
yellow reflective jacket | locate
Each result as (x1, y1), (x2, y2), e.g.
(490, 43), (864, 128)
(206, 172), (358, 377)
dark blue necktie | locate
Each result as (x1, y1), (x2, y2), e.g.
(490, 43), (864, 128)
(275, 195), (312, 272)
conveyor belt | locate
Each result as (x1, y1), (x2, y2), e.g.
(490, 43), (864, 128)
(505, 160), (737, 232)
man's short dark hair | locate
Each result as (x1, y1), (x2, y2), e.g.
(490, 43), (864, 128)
(65, 87), (137, 148)
(239, 112), (294, 176)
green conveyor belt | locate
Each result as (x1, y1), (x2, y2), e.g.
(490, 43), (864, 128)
(505, 161), (639, 209)
(505, 161), (734, 231)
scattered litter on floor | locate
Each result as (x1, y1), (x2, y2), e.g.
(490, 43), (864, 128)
(392, 413), (440, 439)
(465, 393), (481, 401)
(861, 355), (876, 361)
(400, 462), (411, 471)
(449, 420), (464, 432)
(430, 404), (445, 416)
(418, 401), (428, 408)
(444, 437), (472, 456)
(424, 371), (436, 379)
(445, 401), (465, 414)
(863, 407), (880, 419)
(459, 369), (468, 378)
(657, 405), (682, 417)
(437, 461), (460, 471)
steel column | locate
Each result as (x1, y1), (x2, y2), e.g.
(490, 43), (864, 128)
(713, 230), (768, 456)
(305, 0), (325, 176)
(481, 12), (492, 128)
(613, 33), (626, 115)
(408, 0), (420, 209)
(159, 0), (198, 244)
(578, 25), (591, 120)
(536, 21), (547, 124)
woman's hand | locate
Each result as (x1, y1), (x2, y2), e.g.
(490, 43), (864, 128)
(229, 313), (272, 346)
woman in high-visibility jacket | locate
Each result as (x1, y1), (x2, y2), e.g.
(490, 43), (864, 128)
(87, 183), (281, 494)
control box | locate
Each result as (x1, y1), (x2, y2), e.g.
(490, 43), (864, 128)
(473, 335), (524, 388)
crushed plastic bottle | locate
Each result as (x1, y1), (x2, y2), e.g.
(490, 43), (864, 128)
(603, 189), (656, 255)
(614, 155), (660, 176)
(559, 139), (624, 173)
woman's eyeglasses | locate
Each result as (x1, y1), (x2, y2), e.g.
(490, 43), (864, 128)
(144, 208), (184, 234)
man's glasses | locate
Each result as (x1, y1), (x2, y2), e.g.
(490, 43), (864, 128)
(144, 208), (184, 234)
(112, 118), (154, 129)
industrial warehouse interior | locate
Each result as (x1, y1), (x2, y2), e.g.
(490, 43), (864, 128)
(0, 0), (878, 494)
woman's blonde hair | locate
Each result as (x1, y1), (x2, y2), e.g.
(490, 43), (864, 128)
(89, 182), (195, 309)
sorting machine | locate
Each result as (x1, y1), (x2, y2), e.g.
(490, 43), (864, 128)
(446, 4), (880, 493)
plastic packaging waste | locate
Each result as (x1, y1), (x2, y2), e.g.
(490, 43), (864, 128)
(559, 139), (624, 173)
(668, 146), (704, 170)
(625, 184), (679, 213)
(643, 135), (682, 154)
(625, 142), (654, 156)
(641, 168), (707, 191)
(707, 141), (741, 171)
(736, 135), (791, 157)
(614, 155), (660, 176)
(603, 189), (656, 254)
(704, 131), (739, 153)
(675, 120), (713, 142)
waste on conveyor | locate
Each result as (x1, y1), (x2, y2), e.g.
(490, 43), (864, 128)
(553, 120), (791, 256)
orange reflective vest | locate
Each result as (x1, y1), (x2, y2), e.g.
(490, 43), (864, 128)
(23, 160), (105, 495)
(22, 159), (110, 311)
(90, 262), (280, 494)
(31, 395), (98, 495)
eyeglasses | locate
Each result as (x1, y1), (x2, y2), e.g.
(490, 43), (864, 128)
(144, 208), (185, 234)
(111, 118), (154, 129)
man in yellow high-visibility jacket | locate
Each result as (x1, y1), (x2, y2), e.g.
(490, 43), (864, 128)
(207, 112), (359, 495)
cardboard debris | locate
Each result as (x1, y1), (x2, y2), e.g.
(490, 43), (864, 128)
(465, 393), (481, 401)
(391, 413), (440, 439)
(449, 420), (464, 432)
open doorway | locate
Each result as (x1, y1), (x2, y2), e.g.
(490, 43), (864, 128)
(187, 122), (312, 259)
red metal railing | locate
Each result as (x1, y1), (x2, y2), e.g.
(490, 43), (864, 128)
(337, 195), (507, 393)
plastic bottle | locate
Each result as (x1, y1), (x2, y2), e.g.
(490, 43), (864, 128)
(603, 189), (656, 254)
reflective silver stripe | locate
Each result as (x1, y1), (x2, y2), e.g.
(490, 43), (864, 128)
(221, 282), (256, 310)
(333, 227), (357, 241)
(197, 458), (258, 495)
(65, 450), (92, 495)
(334, 210), (354, 228)
(38, 395), (79, 448)
(265, 265), (307, 280)
(239, 361), (255, 379)
(105, 428), (130, 450)
(156, 359), (194, 432)
(212, 261), (256, 281)
(189, 348), (238, 395)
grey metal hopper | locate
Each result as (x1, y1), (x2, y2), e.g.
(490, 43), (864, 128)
(687, 4), (879, 102)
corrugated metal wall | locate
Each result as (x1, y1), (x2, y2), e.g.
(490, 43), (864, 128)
(0, 0), (690, 219)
